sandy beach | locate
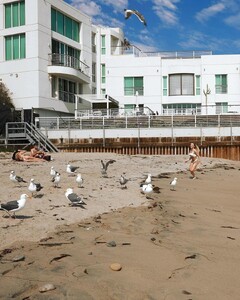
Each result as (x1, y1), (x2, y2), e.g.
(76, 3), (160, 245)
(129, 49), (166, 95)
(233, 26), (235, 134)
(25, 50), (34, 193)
(0, 152), (240, 299)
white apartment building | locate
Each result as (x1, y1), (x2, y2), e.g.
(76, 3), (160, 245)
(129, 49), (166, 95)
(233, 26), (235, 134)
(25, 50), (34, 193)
(1, 0), (240, 119)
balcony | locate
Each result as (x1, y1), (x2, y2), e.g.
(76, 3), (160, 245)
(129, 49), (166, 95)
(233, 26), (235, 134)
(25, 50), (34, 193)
(48, 53), (90, 83)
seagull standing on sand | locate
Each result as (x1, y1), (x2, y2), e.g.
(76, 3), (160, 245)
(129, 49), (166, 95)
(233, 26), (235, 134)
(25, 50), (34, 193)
(66, 164), (79, 175)
(65, 188), (86, 207)
(120, 174), (128, 189)
(0, 194), (29, 218)
(101, 159), (116, 177)
(145, 173), (152, 184)
(141, 183), (153, 195)
(170, 177), (177, 191)
(76, 173), (83, 188)
(124, 9), (147, 26)
(28, 178), (43, 197)
(52, 172), (61, 188)
(9, 171), (27, 186)
(50, 166), (57, 177)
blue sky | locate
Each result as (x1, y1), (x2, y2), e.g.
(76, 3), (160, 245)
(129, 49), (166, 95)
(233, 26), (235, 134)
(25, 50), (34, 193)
(65, 0), (240, 54)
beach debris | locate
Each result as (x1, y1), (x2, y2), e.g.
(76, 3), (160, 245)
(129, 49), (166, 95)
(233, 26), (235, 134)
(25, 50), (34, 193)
(221, 225), (239, 229)
(182, 290), (192, 295)
(170, 177), (177, 191)
(185, 254), (197, 260)
(227, 236), (236, 240)
(39, 283), (56, 293)
(107, 240), (116, 247)
(110, 263), (122, 271)
(12, 255), (25, 262)
(49, 253), (72, 264)
(39, 241), (74, 247)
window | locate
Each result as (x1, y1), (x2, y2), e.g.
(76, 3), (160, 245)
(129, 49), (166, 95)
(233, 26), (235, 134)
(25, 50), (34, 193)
(51, 8), (80, 42)
(216, 102), (228, 114)
(124, 77), (144, 96)
(58, 78), (76, 103)
(5, 34), (25, 60)
(163, 76), (167, 96)
(169, 74), (194, 96)
(101, 64), (106, 84)
(195, 75), (201, 95)
(215, 75), (227, 94)
(101, 35), (106, 55)
(52, 39), (80, 69)
(162, 103), (201, 115)
(92, 63), (96, 82)
(5, 1), (25, 28)
(92, 33), (96, 53)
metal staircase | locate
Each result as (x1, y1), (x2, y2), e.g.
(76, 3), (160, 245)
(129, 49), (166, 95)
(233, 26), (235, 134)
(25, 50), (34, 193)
(5, 122), (58, 152)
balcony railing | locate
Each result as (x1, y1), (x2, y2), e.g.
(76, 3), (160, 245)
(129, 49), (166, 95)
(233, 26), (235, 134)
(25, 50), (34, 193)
(48, 53), (90, 77)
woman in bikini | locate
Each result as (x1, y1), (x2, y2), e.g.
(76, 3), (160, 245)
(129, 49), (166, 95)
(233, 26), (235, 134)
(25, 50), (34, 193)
(185, 143), (201, 179)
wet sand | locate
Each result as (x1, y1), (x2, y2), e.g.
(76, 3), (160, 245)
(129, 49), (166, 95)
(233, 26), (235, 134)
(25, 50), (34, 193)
(0, 152), (240, 299)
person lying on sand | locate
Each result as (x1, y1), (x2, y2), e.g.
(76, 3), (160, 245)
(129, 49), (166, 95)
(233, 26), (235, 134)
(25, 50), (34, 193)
(12, 150), (46, 162)
(30, 144), (51, 161)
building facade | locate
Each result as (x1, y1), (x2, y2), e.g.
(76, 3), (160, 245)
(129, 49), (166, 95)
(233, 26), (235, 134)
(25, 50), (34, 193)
(1, 0), (240, 118)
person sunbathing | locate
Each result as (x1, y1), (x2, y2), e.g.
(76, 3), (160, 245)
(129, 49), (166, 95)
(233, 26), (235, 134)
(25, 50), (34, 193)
(12, 150), (46, 162)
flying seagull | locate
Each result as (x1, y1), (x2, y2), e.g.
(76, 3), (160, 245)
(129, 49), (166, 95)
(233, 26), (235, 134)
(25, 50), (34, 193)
(170, 177), (177, 191)
(0, 194), (29, 218)
(28, 178), (43, 197)
(100, 159), (116, 177)
(76, 173), (83, 188)
(67, 164), (79, 175)
(124, 9), (147, 26)
(9, 170), (27, 186)
(51, 172), (61, 188)
(65, 188), (86, 207)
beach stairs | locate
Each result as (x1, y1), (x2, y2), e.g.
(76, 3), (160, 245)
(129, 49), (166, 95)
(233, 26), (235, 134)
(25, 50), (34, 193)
(5, 122), (58, 152)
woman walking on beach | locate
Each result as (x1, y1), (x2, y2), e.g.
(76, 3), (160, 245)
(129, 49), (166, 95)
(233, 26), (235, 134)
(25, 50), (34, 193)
(185, 143), (201, 179)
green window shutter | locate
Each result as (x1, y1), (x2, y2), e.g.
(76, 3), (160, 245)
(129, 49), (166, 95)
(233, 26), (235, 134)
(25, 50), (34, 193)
(163, 76), (167, 96)
(20, 34), (25, 58)
(12, 2), (19, 27)
(20, 1), (25, 26)
(72, 21), (79, 42)
(57, 11), (64, 35)
(5, 36), (12, 60)
(65, 16), (72, 39)
(124, 77), (133, 95)
(101, 35), (106, 54)
(134, 77), (143, 95)
(5, 4), (12, 28)
(13, 35), (19, 59)
(51, 8), (56, 31)
(195, 75), (200, 95)
(101, 64), (106, 84)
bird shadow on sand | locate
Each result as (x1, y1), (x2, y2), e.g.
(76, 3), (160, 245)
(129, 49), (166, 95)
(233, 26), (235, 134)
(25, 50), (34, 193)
(34, 193), (44, 199)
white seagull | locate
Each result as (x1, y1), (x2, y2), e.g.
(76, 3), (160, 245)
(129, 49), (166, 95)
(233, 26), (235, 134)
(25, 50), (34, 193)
(170, 177), (177, 191)
(0, 194), (29, 218)
(28, 178), (43, 197)
(50, 166), (57, 177)
(120, 174), (128, 189)
(65, 188), (86, 207)
(124, 9), (147, 26)
(145, 173), (152, 184)
(76, 173), (83, 188)
(141, 183), (153, 195)
(101, 159), (116, 177)
(9, 171), (27, 186)
(52, 172), (61, 188)
(66, 164), (79, 175)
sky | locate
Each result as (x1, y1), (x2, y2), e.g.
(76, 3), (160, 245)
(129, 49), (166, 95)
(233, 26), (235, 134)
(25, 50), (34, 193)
(65, 0), (240, 55)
